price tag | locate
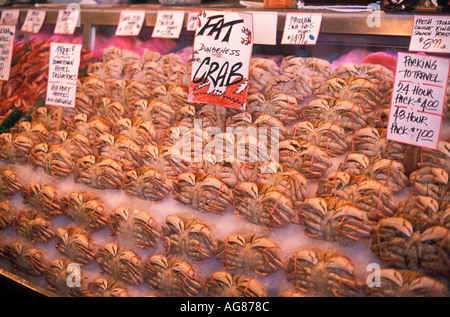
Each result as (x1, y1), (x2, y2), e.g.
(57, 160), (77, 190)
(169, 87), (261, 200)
(0, 9), (19, 26)
(281, 12), (322, 45)
(115, 10), (145, 36)
(46, 43), (82, 108)
(0, 26), (15, 81)
(249, 11), (278, 45)
(54, 9), (80, 35)
(386, 52), (450, 150)
(21, 10), (46, 33)
(152, 10), (185, 39)
(186, 11), (199, 32)
(189, 11), (254, 110)
(409, 15), (450, 53)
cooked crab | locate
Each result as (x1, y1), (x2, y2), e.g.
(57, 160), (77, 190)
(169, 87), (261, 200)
(85, 277), (129, 297)
(0, 167), (24, 198)
(247, 92), (299, 125)
(248, 57), (280, 94)
(66, 114), (111, 143)
(140, 144), (189, 178)
(95, 134), (141, 170)
(123, 167), (172, 201)
(152, 83), (191, 112)
(44, 259), (83, 296)
(94, 97), (126, 125)
(0, 133), (34, 164)
(3, 241), (46, 276)
(13, 210), (55, 243)
(129, 99), (175, 131)
(0, 202), (14, 229)
(54, 226), (96, 265)
(396, 195), (450, 229)
(112, 117), (157, 147)
(46, 130), (95, 161)
(74, 155), (124, 190)
(62, 192), (108, 232)
(28, 143), (74, 179)
(333, 63), (394, 93)
(203, 271), (267, 297)
(409, 167), (449, 201)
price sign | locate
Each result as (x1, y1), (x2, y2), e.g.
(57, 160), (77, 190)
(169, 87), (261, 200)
(152, 10), (184, 39)
(54, 9), (80, 35)
(386, 52), (450, 150)
(186, 11), (199, 32)
(46, 43), (82, 108)
(0, 9), (19, 26)
(21, 10), (46, 33)
(409, 15), (450, 53)
(249, 11), (278, 45)
(115, 10), (145, 36)
(0, 26), (15, 81)
(189, 11), (254, 110)
(281, 13), (322, 45)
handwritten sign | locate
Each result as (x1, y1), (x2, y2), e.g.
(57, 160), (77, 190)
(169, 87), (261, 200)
(386, 52), (450, 150)
(115, 10), (145, 36)
(0, 26), (15, 81)
(249, 11), (278, 45)
(187, 11), (199, 32)
(54, 9), (80, 35)
(21, 10), (46, 33)
(281, 13), (322, 45)
(409, 15), (450, 53)
(0, 9), (19, 26)
(189, 11), (254, 110)
(46, 43), (82, 108)
(152, 10), (185, 39)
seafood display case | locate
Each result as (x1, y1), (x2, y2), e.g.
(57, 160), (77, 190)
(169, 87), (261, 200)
(0, 3), (449, 298)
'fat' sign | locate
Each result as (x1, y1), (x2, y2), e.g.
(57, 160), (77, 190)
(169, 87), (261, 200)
(197, 14), (244, 43)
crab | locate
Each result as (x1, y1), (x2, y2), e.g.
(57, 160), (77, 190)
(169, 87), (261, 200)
(53, 226), (95, 265)
(298, 197), (372, 245)
(409, 167), (450, 201)
(314, 77), (387, 111)
(288, 121), (349, 157)
(0, 167), (24, 199)
(216, 233), (283, 275)
(30, 106), (74, 131)
(0, 133), (34, 164)
(123, 167), (172, 201)
(233, 182), (295, 229)
(279, 140), (333, 179)
(95, 134), (141, 170)
(248, 57), (280, 94)
(74, 155), (124, 190)
(75, 91), (95, 116)
(44, 259), (83, 296)
(317, 172), (397, 221)
(0, 202), (14, 229)
(152, 83), (191, 112)
(124, 80), (151, 105)
(247, 92), (299, 125)
(140, 144), (189, 178)
(134, 61), (167, 89)
(143, 254), (202, 297)
(96, 243), (143, 285)
(129, 99), (175, 131)
(415, 141), (450, 173)
(3, 241), (46, 276)
(13, 210), (55, 243)
(28, 143), (74, 178)
(175, 104), (197, 129)
(10, 121), (49, 145)
(172, 172), (232, 214)
(285, 249), (361, 297)
(298, 98), (369, 132)
(203, 271), (267, 297)
(370, 217), (450, 276)
(112, 117), (157, 147)
(62, 192), (108, 232)
(364, 268), (448, 297)
(396, 195), (450, 229)
(162, 215), (217, 262)
(46, 130), (95, 160)
(66, 114), (111, 143)
(85, 277), (129, 297)
(20, 182), (63, 218)
(340, 152), (409, 192)
(93, 97), (126, 125)
(109, 207), (160, 248)
(80, 76), (108, 99)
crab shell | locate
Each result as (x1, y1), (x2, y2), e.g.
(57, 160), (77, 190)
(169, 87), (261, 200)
(109, 207), (161, 248)
(416, 141), (450, 174)
(28, 143), (74, 179)
(409, 167), (449, 201)
(248, 57), (280, 94)
(247, 92), (299, 125)
(396, 195), (450, 229)
(203, 271), (267, 297)
(123, 167), (172, 201)
(140, 144), (189, 178)
(94, 97), (126, 125)
(46, 130), (95, 161)
(112, 117), (157, 147)
(66, 114), (111, 143)
(285, 249), (361, 297)
(54, 227), (96, 265)
(152, 83), (191, 112)
(0, 167), (24, 198)
(20, 182), (63, 218)
(74, 155), (124, 190)
(85, 277), (129, 297)
(143, 254), (202, 297)
(62, 192), (108, 232)
(44, 259), (83, 296)
(95, 134), (141, 170)
(130, 99), (175, 130)
(3, 241), (46, 276)
(162, 215), (217, 262)
(10, 121), (49, 145)
(216, 233), (283, 275)
(13, 210), (55, 243)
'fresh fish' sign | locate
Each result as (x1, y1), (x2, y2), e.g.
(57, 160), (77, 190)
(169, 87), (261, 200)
(189, 11), (253, 110)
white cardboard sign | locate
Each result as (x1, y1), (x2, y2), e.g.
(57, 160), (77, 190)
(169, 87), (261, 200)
(281, 12), (322, 45)
(46, 42), (82, 108)
(115, 10), (145, 36)
(54, 9), (80, 35)
(189, 10), (254, 110)
(0, 9), (19, 26)
(186, 11), (199, 32)
(152, 10), (185, 39)
(0, 26), (15, 81)
(21, 10), (46, 33)
(386, 52), (450, 150)
(409, 15), (450, 53)
(249, 11), (278, 45)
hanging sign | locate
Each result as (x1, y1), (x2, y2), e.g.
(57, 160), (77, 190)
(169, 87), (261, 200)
(386, 52), (449, 150)
(0, 9), (19, 26)
(186, 11), (199, 32)
(281, 12), (322, 45)
(152, 10), (185, 39)
(54, 9), (80, 35)
(46, 42), (82, 108)
(115, 10), (145, 36)
(0, 25), (15, 81)
(21, 10), (46, 33)
(409, 15), (450, 53)
(189, 10), (254, 110)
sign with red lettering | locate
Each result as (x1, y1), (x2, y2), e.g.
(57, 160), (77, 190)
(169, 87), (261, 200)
(386, 52), (449, 149)
(189, 11), (253, 110)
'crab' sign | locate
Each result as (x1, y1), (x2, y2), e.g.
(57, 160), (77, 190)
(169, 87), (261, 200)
(189, 11), (254, 110)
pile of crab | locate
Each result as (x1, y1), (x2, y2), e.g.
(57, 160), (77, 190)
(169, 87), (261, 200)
(0, 47), (449, 297)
